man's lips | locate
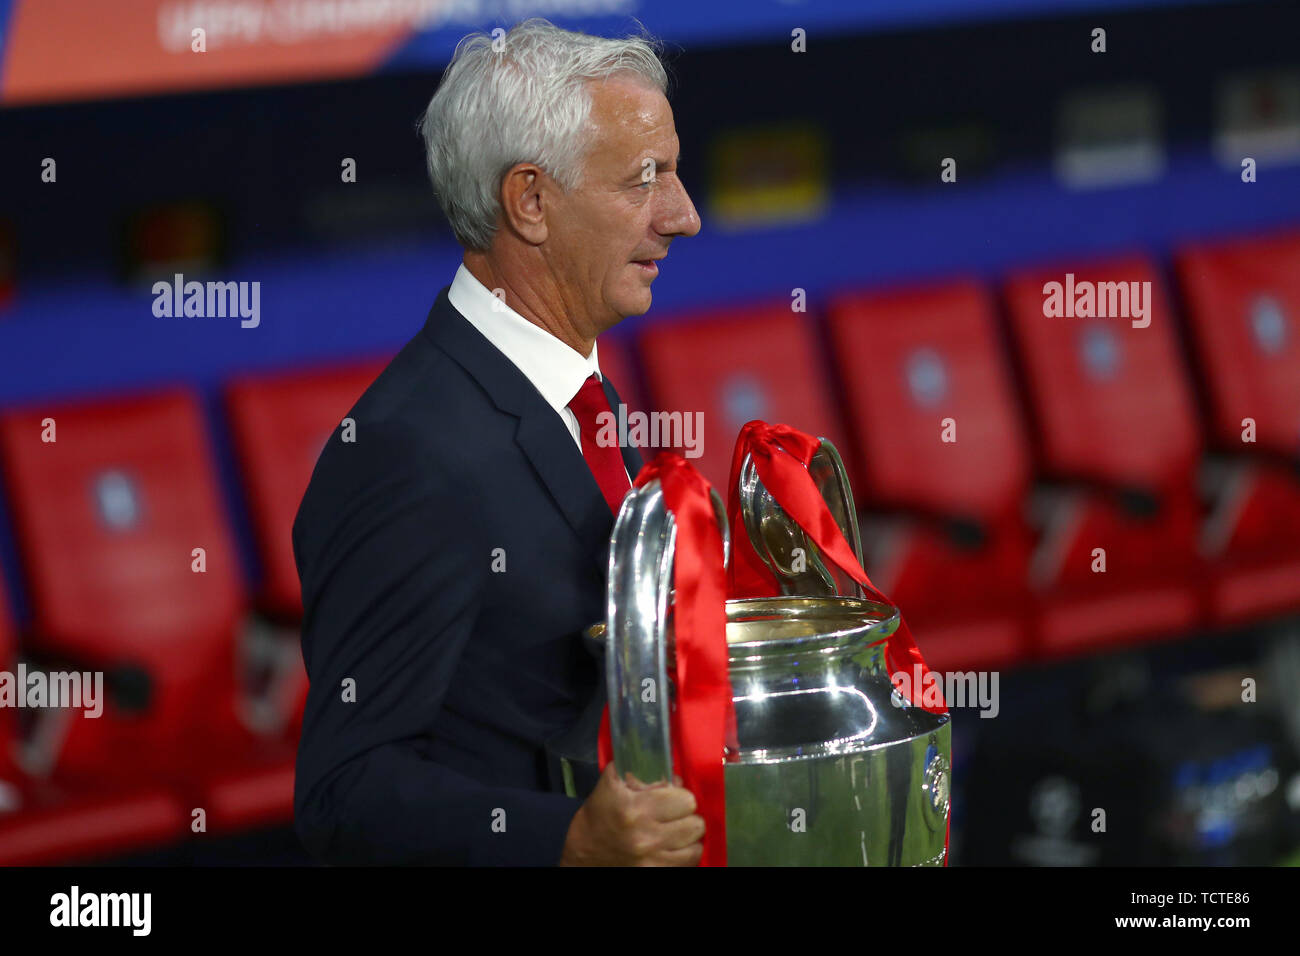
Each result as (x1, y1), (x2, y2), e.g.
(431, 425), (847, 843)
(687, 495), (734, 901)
(633, 256), (664, 273)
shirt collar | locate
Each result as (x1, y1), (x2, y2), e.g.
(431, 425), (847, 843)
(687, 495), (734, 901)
(447, 263), (602, 415)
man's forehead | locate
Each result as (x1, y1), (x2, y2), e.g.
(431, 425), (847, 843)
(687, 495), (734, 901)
(585, 77), (675, 158)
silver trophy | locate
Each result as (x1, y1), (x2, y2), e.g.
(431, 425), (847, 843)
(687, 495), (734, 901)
(547, 440), (951, 864)
(584, 439), (952, 866)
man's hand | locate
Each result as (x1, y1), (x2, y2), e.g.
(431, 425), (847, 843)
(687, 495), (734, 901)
(559, 763), (705, 866)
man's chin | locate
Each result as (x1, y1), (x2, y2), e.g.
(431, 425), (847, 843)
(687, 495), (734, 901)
(616, 291), (653, 318)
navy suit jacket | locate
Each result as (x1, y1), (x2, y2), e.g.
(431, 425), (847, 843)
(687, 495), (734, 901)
(292, 287), (644, 865)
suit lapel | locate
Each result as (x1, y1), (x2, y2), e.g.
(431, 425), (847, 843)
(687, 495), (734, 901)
(422, 289), (614, 575)
(512, 412), (617, 576)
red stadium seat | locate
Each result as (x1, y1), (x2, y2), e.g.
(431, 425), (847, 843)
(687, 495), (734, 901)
(1003, 256), (1205, 656)
(225, 359), (385, 743)
(827, 279), (1034, 671)
(225, 360), (386, 621)
(0, 390), (244, 764)
(1176, 231), (1300, 623)
(0, 389), (294, 837)
(638, 301), (851, 492)
(0, 568), (188, 865)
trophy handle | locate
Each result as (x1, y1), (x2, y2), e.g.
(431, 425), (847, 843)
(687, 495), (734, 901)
(737, 436), (865, 599)
(603, 479), (728, 785)
(809, 438), (865, 596)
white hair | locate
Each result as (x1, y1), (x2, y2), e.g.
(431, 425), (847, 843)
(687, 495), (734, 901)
(417, 18), (668, 251)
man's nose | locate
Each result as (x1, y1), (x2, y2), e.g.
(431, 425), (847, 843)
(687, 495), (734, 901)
(659, 179), (701, 238)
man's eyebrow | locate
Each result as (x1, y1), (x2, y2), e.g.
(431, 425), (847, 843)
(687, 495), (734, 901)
(627, 152), (681, 179)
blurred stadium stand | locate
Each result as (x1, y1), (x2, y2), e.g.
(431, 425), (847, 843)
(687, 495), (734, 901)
(0, 0), (1298, 864)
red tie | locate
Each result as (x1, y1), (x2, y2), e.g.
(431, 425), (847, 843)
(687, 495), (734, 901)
(568, 374), (632, 515)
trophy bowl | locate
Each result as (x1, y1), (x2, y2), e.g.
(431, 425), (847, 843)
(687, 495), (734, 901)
(593, 592), (950, 866)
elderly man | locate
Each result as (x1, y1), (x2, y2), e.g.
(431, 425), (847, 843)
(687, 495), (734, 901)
(292, 19), (703, 865)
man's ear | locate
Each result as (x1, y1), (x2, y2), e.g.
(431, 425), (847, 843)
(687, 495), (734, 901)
(498, 162), (550, 245)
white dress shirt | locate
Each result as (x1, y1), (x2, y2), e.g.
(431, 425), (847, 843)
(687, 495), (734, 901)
(447, 265), (629, 483)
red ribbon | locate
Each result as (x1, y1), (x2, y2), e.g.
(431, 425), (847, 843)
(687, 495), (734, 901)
(725, 420), (951, 865)
(598, 452), (732, 867)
